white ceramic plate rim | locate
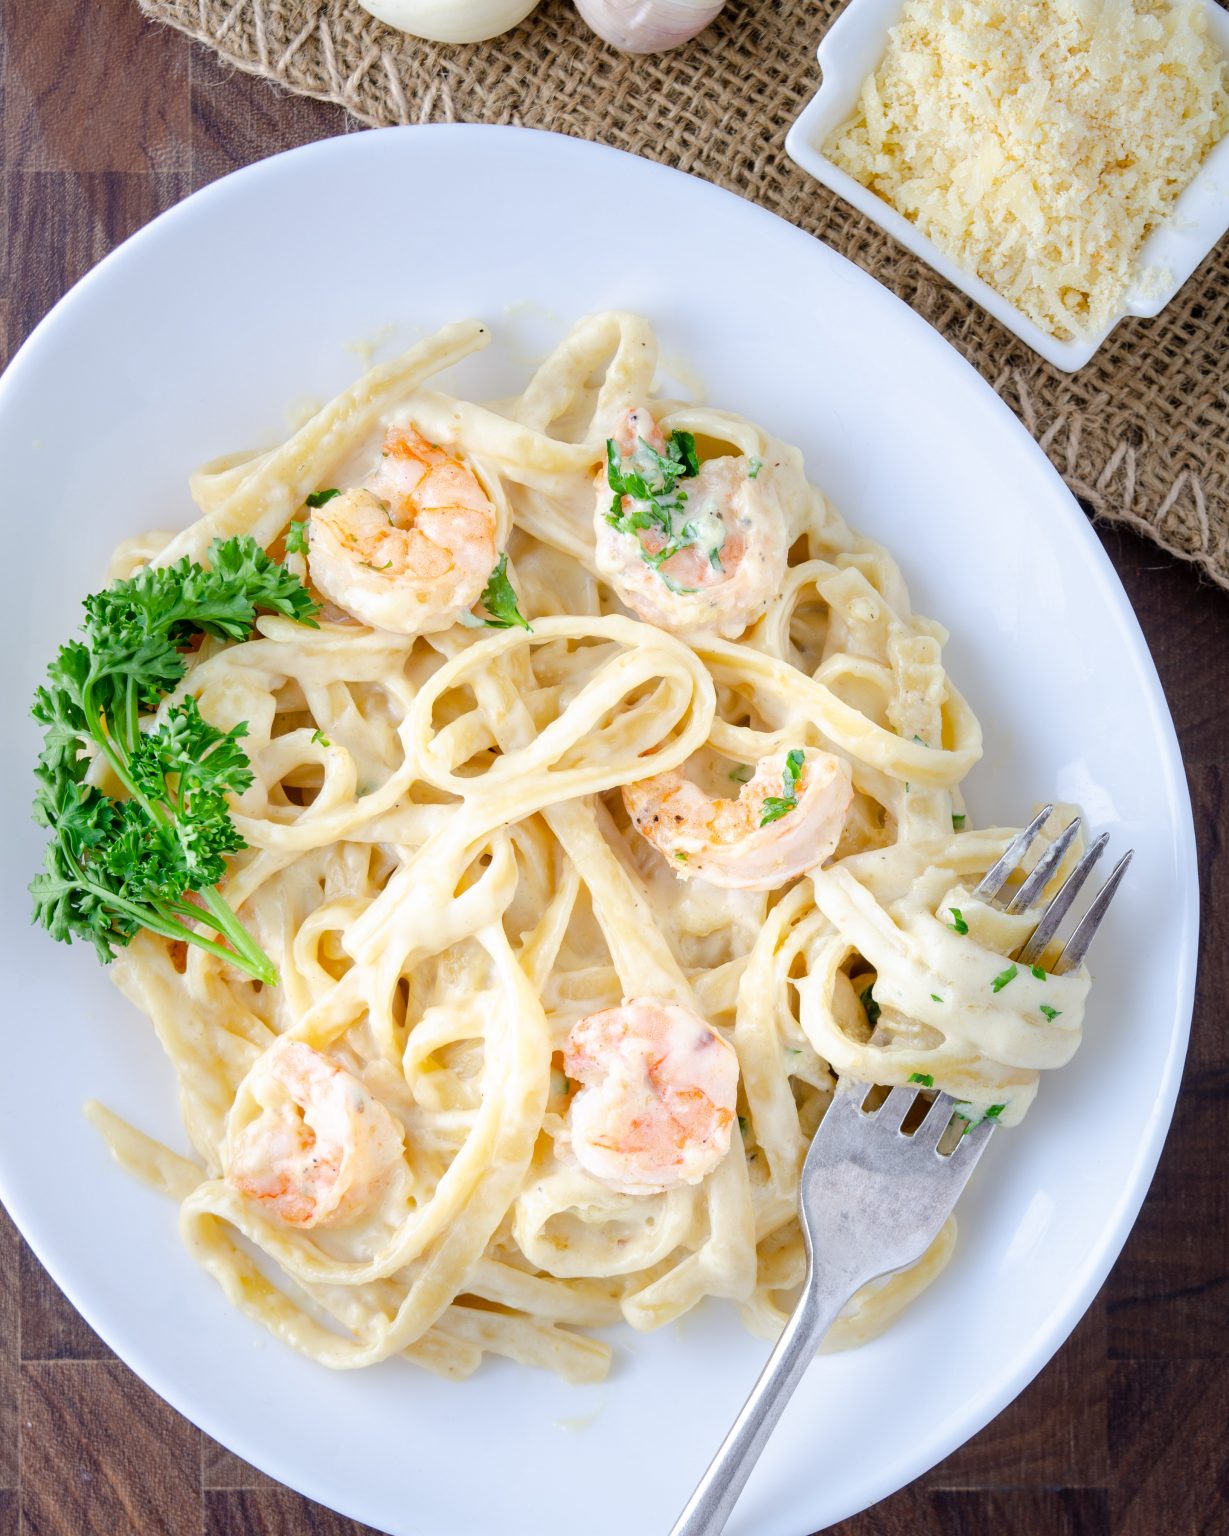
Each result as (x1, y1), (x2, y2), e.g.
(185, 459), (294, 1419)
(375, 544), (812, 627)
(785, 0), (1229, 372)
(0, 125), (1199, 1534)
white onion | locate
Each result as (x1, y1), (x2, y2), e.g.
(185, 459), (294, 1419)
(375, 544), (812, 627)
(574, 0), (725, 54)
(355, 0), (541, 44)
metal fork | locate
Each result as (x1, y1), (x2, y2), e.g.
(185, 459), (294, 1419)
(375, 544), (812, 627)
(669, 810), (1132, 1536)
(972, 804), (1132, 972)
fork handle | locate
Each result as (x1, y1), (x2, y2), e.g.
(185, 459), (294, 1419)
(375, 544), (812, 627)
(667, 1272), (855, 1536)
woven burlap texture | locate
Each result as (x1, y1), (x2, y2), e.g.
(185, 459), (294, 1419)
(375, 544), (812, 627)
(142, 0), (1229, 589)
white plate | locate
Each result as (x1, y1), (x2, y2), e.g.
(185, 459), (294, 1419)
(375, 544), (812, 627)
(0, 125), (1197, 1535)
(786, 0), (1229, 372)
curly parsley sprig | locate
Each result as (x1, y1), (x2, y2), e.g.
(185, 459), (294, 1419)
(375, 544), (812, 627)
(30, 536), (319, 985)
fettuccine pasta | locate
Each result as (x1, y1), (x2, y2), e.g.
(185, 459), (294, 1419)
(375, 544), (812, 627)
(89, 312), (1091, 1383)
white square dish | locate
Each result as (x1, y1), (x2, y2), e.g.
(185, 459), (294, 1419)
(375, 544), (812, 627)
(784, 0), (1229, 371)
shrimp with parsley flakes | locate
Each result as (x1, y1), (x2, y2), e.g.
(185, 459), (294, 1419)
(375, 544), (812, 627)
(623, 746), (853, 889)
(593, 407), (789, 640)
(307, 426), (505, 636)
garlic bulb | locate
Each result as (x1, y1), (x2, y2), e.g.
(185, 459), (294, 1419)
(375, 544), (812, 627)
(574, 0), (725, 53)
(356, 0), (541, 43)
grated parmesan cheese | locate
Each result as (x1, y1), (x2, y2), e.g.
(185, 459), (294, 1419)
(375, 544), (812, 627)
(824, 0), (1229, 340)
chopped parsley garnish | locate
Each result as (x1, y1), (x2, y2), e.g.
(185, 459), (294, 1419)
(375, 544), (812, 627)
(285, 519), (309, 555)
(1031, 964), (1047, 979)
(948, 907), (969, 934)
(930, 993), (943, 1003)
(361, 560), (393, 572)
(729, 764), (754, 784)
(605, 428), (706, 592)
(29, 537), (319, 985)
(311, 729), (330, 747)
(952, 813), (966, 829)
(477, 554), (532, 632)
(991, 963), (1018, 993)
(859, 984), (881, 1027)
(908, 1072), (934, 1087)
(1040, 1004), (1062, 1022)
(675, 851), (688, 862)
(738, 1114), (750, 1139)
(747, 456), (763, 480)
(305, 488), (341, 508)
(954, 1101), (1003, 1130)
(759, 748), (805, 827)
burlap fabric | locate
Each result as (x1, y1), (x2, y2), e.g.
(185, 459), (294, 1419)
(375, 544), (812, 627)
(141, 0), (1229, 589)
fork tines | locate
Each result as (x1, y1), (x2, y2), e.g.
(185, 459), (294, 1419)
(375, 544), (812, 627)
(864, 1085), (979, 1155)
(973, 806), (1132, 974)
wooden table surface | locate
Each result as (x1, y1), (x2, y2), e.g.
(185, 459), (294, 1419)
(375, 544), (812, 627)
(2, 4), (1226, 1533)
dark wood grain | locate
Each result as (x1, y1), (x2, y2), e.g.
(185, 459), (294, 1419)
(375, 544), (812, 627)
(0, 1207), (18, 1492)
(201, 1439), (276, 1492)
(1109, 1362), (1229, 1535)
(830, 1487), (1110, 1536)
(189, 45), (349, 188)
(1185, 764), (1228, 1076)
(20, 1362), (199, 1535)
(19, 1245), (110, 1363)
(1, 170), (191, 343)
(1, 3), (1226, 1533)
(203, 1491), (385, 1535)
(1, 0), (190, 172)
(1107, 1085), (1229, 1361)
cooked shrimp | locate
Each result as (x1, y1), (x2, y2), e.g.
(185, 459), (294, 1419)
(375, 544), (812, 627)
(624, 746), (853, 890)
(308, 426), (499, 635)
(563, 998), (739, 1195)
(226, 1039), (404, 1228)
(593, 406), (789, 640)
